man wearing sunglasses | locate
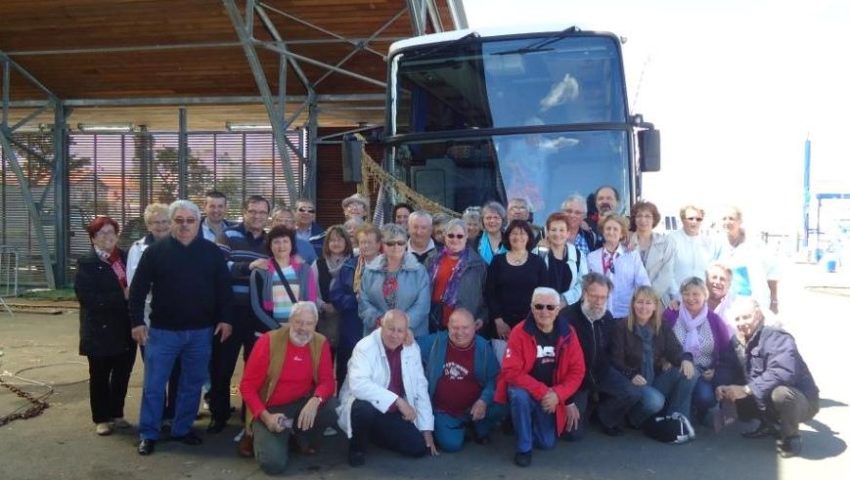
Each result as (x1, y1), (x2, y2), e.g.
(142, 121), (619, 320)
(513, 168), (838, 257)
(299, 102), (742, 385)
(294, 198), (325, 258)
(494, 287), (585, 467)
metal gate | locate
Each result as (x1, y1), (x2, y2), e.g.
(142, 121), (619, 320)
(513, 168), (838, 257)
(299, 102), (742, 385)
(0, 130), (306, 288)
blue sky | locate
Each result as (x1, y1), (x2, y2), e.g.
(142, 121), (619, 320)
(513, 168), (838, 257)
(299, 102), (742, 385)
(462, 0), (849, 232)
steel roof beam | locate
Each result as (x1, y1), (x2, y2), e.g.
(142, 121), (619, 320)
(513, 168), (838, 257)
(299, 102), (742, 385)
(258, 2), (387, 59)
(6, 94), (384, 108)
(0, 52), (58, 102)
(260, 42), (387, 89)
(223, 0), (298, 205)
(312, 7), (407, 88)
(254, 4), (312, 93)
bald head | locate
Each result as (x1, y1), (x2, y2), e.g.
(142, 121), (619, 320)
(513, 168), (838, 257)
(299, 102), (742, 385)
(447, 308), (476, 348)
(380, 309), (409, 350)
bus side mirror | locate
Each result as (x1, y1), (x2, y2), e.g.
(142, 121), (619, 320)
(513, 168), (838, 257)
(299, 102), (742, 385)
(341, 134), (363, 183)
(638, 129), (661, 172)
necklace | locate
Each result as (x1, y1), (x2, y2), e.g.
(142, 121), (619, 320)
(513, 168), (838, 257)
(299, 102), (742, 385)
(506, 251), (528, 266)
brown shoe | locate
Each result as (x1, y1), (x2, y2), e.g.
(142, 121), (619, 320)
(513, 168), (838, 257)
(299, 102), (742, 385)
(238, 433), (254, 458)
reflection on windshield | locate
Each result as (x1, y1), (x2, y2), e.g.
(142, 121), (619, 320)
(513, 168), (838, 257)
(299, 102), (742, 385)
(390, 131), (629, 219)
(393, 35), (626, 135)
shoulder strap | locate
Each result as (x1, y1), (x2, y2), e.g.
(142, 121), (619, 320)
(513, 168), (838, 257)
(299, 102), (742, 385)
(271, 259), (298, 303)
(575, 244), (581, 271)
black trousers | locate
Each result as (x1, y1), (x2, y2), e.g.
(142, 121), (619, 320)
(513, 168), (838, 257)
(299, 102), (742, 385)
(349, 400), (427, 457)
(209, 306), (258, 422)
(736, 385), (819, 438)
(87, 347), (136, 424)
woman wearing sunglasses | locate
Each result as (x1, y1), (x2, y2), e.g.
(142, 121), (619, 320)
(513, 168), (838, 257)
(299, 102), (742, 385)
(425, 219), (488, 332)
(359, 223), (431, 337)
(669, 204), (721, 288)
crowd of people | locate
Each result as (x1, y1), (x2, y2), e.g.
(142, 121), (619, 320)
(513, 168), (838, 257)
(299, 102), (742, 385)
(73, 186), (819, 474)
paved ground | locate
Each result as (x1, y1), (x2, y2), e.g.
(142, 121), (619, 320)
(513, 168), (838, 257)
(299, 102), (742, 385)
(1, 263), (848, 480)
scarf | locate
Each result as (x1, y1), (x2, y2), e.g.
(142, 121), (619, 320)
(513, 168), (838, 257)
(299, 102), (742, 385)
(96, 246), (127, 290)
(353, 255), (367, 293)
(678, 303), (709, 357)
(428, 247), (469, 307)
(602, 248), (618, 275)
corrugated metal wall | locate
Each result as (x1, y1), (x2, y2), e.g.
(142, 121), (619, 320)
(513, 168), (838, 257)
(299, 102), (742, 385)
(1, 130), (305, 288)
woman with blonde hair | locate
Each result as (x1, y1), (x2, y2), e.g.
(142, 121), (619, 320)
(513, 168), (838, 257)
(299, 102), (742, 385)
(610, 287), (697, 425)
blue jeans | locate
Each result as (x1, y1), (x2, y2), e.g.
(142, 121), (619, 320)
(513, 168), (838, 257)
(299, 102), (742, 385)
(509, 387), (556, 453)
(692, 375), (717, 416)
(564, 367), (642, 440)
(139, 327), (212, 440)
(433, 403), (507, 452)
(627, 367), (699, 426)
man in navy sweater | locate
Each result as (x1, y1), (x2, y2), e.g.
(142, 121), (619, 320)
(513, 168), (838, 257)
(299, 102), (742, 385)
(129, 199), (233, 456)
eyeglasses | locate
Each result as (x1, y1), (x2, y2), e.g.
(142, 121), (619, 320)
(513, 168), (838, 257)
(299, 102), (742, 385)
(533, 304), (558, 311)
(173, 217), (197, 225)
(297, 207), (315, 213)
(446, 233), (465, 239)
(686, 217), (704, 222)
(383, 241), (405, 247)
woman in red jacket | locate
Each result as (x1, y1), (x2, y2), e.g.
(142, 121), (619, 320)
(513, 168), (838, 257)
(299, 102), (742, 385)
(495, 287), (585, 467)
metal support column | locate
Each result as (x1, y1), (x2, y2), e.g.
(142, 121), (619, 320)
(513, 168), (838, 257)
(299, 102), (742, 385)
(407, 0), (427, 36)
(305, 96), (319, 201)
(446, 0), (469, 29)
(177, 107), (188, 199)
(224, 0), (298, 205)
(53, 103), (69, 287)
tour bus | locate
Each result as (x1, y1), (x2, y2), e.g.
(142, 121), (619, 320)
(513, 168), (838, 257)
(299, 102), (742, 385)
(380, 26), (660, 219)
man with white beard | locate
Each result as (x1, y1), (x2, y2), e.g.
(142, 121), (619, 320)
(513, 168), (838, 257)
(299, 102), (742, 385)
(559, 272), (641, 438)
(239, 302), (338, 475)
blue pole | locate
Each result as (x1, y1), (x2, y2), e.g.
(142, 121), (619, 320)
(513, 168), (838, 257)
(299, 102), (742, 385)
(802, 137), (811, 248)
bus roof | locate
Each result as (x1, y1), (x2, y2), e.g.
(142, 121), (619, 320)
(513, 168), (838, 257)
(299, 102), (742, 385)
(388, 25), (619, 56)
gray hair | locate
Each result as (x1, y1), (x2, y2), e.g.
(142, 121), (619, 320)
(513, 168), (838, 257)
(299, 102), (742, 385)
(705, 262), (733, 280)
(444, 218), (467, 233)
(561, 193), (587, 213)
(343, 217), (364, 230)
(729, 296), (764, 322)
(433, 213), (452, 227)
(462, 208), (481, 222)
(482, 201), (507, 225)
(290, 301), (318, 323)
(408, 209), (433, 225)
(582, 272), (614, 293)
(532, 287), (560, 304)
(342, 193), (370, 211)
(143, 203), (169, 223)
(380, 223), (408, 242)
(679, 276), (709, 296)
(272, 205), (294, 217)
(169, 199), (200, 220)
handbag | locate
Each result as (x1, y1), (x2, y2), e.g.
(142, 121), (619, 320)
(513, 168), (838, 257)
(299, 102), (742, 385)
(642, 412), (696, 444)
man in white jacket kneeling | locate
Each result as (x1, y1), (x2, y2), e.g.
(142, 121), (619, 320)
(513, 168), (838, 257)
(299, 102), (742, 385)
(337, 309), (438, 466)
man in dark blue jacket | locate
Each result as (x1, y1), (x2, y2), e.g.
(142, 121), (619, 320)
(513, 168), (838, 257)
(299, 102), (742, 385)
(417, 309), (505, 452)
(716, 298), (819, 458)
(129, 200), (233, 455)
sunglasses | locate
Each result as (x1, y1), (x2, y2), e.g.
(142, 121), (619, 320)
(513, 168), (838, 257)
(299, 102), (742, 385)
(383, 241), (405, 247)
(686, 217), (704, 222)
(446, 233), (465, 239)
(298, 208), (315, 213)
(173, 217), (197, 225)
(533, 304), (558, 311)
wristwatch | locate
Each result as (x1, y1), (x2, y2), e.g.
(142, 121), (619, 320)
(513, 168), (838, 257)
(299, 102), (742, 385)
(743, 385), (752, 396)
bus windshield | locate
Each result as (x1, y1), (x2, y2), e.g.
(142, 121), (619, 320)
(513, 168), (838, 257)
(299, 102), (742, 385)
(391, 34), (627, 135)
(388, 130), (629, 219)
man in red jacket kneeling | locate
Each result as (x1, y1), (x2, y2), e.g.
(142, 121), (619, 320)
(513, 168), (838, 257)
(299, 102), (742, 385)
(495, 287), (586, 467)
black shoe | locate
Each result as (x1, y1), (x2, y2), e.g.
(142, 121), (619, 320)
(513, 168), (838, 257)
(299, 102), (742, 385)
(348, 449), (366, 467)
(171, 431), (203, 446)
(777, 435), (802, 458)
(742, 421), (780, 439)
(514, 451), (532, 467)
(474, 433), (491, 445)
(207, 418), (227, 434)
(138, 439), (156, 456)
(602, 425), (625, 437)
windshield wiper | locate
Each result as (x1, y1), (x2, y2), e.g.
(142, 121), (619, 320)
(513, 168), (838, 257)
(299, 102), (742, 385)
(403, 32), (480, 60)
(493, 26), (581, 55)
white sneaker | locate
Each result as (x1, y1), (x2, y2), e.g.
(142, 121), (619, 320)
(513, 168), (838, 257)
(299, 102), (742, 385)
(96, 422), (113, 436)
(323, 426), (338, 437)
(233, 429), (245, 443)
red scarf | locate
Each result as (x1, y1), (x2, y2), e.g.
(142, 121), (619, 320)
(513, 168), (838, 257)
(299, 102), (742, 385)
(98, 247), (128, 290)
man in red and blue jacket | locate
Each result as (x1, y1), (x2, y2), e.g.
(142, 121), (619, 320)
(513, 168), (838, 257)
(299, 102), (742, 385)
(495, 287), (585, 467)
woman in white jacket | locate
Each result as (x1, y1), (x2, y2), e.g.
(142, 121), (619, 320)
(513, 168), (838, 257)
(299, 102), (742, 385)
(337, 310), (436, 466)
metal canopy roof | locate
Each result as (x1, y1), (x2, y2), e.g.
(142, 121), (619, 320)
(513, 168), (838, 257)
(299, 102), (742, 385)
(0, 0), (466, 129)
